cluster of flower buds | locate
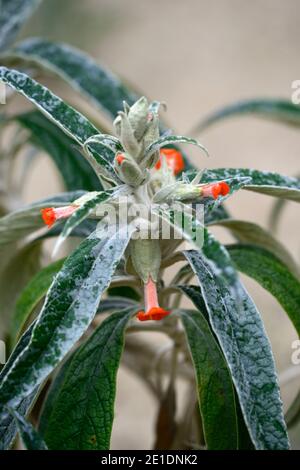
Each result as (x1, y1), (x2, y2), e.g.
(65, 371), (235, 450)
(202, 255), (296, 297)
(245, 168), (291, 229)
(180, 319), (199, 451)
(40, 97), (232, 322)
(113, 97), (161, 187)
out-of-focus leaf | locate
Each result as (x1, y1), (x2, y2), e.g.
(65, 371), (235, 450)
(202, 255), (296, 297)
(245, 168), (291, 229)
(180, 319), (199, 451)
(0, 242), (42, 336)
(269, 198), (287, 232)
(192, 99), (300, 134)
(0, 0), (42, 51)
(228, 244), (300, 336)
(40, 308), (135, 450)
(16, 111), (101, 191)
(285, 389), (300, 429)
(97, 296), (137, 314)
(11, 258), (65, 345)
(214, 219), (299, 277)
(0, 225), (134, 412)
(179, 308), (238, 449)
(107, 286), (141, 301)
(184, 246), (289, 449)
(6, 38), (137, 117)
(8, 407), (47, 450)
(153, 383), (177, 450)
(2, 41), (195, 172)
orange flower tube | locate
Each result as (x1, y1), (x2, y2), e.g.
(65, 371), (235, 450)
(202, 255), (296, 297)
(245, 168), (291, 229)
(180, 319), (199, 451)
(137, 276), (170, 321)
(155, 148), (185, 175)
(41, 205), (78, 228)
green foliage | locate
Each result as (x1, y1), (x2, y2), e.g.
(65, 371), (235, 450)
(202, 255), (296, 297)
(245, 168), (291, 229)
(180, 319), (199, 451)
(179, 309), (238, 449)
(11, 258), (65, 345)
(0, 8), (299, 450)
(16, 111), (101, 191)
(0, 0), (41, 51)
(183, 248), (289, 449)
(40, 308), (135, 449)
(192, 98), (300, 133)
(228, 244), (300, 335)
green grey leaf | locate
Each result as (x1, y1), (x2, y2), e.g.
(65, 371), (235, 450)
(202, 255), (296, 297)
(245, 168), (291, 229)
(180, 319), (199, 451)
(195, 168), (300, 202)
(40, 308), (135, 450)
(184, 247), (289, 449)
(0, 394), (33, 450)
(227, 244), (300, 336)
(0, 67), (117, 183)
(235, 393), (255, 450)
(145, 135), (209, 162)
(0, 66), (98, 143)
(0, 0), (41, 51)
(84, 134), (122, 154)
(205, 204), (230, 225)
(178, 285), (254, 450)
(192, 99), (300, 134)
(0, 225), (133, 411)
(16, 111), (101, 191)
(8, 407), (47, 450)
(83, 141), (118, 185)
(2, 39), (194, 172)
(213, 219), (299, 277)
(11, 258), (65, 345)
(179, 309), (238, 449)
(177, 285), (208, 321)
(0, 322), (36, 450)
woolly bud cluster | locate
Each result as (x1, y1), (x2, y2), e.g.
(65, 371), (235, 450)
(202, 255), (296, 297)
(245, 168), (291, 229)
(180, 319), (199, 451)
(113, 97), (160, 187)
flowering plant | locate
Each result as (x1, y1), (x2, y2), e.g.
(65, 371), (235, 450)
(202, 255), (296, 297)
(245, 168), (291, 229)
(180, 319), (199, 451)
(0, 0), (300, 451)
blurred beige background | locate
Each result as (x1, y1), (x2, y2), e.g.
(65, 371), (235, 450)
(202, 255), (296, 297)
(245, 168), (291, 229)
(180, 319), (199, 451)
(19, 0), (300, 449)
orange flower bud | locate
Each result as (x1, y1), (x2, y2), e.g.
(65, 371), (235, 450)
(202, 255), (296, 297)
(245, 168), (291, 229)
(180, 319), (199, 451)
(155, 148), (185, 175)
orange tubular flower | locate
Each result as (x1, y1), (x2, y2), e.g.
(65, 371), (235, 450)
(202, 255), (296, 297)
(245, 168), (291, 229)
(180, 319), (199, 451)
(155, 148), (185, 175)
(115, 153), (126, 165)
(200, 181), (230, 199)
(137, 276), (170, 321)
(41, 205), (78, 228)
